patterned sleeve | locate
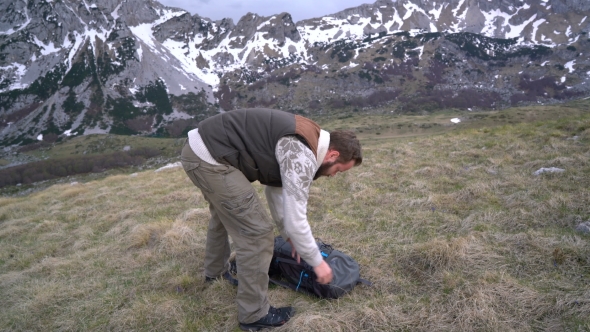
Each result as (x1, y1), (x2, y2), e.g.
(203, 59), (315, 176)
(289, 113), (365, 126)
(276, 136), (318, 202)
(274, 136), (323, 267)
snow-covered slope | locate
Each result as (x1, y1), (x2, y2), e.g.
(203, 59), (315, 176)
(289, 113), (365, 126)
(0, 0), (589, 146)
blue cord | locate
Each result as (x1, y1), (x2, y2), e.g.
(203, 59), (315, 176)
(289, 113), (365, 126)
(296, 270), (305, 291)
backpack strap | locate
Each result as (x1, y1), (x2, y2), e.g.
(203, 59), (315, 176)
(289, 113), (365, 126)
(357, 278), (373, 286)
(275, 257), (314, 271)
(269, 277), (298, 291)
(275, 257), (300, 265)
(269, 277), (316, 297)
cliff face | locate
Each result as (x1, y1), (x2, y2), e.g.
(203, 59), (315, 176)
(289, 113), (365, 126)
(1, 0), (589, 145)
(0, 0), (216, 145)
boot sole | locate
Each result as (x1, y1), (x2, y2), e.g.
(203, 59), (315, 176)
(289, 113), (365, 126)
(239, 322), (286, 331)
(239, 308), (295, 331)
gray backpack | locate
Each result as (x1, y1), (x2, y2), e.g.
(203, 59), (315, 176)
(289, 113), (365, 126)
(268, 236), (371, 299)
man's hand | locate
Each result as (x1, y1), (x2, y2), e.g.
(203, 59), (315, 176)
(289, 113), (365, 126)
(313, 260), (333, 284)
(286, 238), (300, 263)
(286, 238), (332, 284)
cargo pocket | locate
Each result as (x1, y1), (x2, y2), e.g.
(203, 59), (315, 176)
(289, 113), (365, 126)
(221, 192), (272, 237)
(182, 160), (213, 193)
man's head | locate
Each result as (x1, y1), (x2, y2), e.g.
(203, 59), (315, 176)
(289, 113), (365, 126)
(315, 130), (362, 179)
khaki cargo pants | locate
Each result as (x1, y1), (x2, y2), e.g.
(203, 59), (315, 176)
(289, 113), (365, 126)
(181, 141), (274, 324)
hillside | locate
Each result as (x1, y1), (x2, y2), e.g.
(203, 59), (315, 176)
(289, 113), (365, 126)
(1, 101), (589, 331)
(0, 100), (581, 190)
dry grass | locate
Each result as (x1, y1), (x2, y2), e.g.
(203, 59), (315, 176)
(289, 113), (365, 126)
(1, 103), (589, 331)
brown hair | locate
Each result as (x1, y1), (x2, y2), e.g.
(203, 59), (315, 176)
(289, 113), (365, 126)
(329, 130), (362, 166)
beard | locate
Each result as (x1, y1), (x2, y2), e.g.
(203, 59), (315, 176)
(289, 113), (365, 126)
(314, 161), (336, 180)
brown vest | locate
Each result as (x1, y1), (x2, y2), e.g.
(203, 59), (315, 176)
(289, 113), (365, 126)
(198, 108), (320, 187)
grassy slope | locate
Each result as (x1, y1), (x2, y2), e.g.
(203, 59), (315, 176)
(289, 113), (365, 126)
(20, 134), (183, 160)
(0, 135), (185, 195)
(0, 101), (589, 331)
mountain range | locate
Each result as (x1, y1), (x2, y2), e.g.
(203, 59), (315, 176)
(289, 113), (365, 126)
(1, 0), (589, 146)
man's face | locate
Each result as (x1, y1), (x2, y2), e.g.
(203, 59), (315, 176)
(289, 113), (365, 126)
(314, 159), (356, 180)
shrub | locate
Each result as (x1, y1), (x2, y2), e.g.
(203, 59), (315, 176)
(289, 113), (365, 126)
(214, 84), (236, 110)
(358, 71), (372, 81)
(63, 91), (85, 117)
(0, 148), (162, 188)
(330, 89), (401, 109)
(424, 59), (448, 84)
(165, 118), (197, 137)
(107, 97), (140, 121)
(308, 100), (321, 110)
(125, 115), (155, 133)
(140, 79), (173, 114)
(517, 74), (566, 101)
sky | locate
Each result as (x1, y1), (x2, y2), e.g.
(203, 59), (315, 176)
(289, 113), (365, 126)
(157, 0), (374, 23)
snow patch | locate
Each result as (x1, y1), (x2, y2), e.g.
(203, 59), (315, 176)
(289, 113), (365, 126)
(564, 60), (575, 73)
(533, 167), (564, 176)
(531, 19), (546, 41)
(451, 118), (461, 124)
(429, 4), (444, 21)
(506, 14), (537, 39)
(452, 0), (466, 18)
(111, 2), (122, 21)
(403, 2), (429, 21)
(155, 162), (182, 172)
(413, 45), (424, 59)
(257, 17), (275, 30)
(137, 44), (143, 62)
(34, 36), (60, 56)
(0, 63), (29, 91)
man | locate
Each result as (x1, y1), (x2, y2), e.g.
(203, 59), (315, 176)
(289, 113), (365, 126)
(180, 108), (362, 331)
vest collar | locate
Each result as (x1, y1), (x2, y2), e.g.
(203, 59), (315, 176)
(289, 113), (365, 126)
(316, 129), (330, 167)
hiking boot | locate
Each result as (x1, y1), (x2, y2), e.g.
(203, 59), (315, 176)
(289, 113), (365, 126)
(239, 306), (295, 331)
(205, 271), (238, 286)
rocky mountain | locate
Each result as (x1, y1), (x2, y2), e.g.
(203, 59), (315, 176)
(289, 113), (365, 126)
(1, 0), (589, 147)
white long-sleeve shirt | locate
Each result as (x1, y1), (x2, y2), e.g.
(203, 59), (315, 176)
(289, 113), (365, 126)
(266, 132), (329, 267)
(188, 128), (329, 267)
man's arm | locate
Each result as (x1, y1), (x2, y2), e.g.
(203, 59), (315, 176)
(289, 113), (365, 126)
(271, 136), (324, 267)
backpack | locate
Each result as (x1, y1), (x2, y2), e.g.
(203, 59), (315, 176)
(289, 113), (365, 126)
(268, 236), (371, 299)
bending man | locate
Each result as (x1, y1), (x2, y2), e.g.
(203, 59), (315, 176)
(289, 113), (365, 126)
(180, 108), (362, 331)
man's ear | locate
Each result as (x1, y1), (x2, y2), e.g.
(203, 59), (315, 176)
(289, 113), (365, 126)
(325, 149), (340, 163)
